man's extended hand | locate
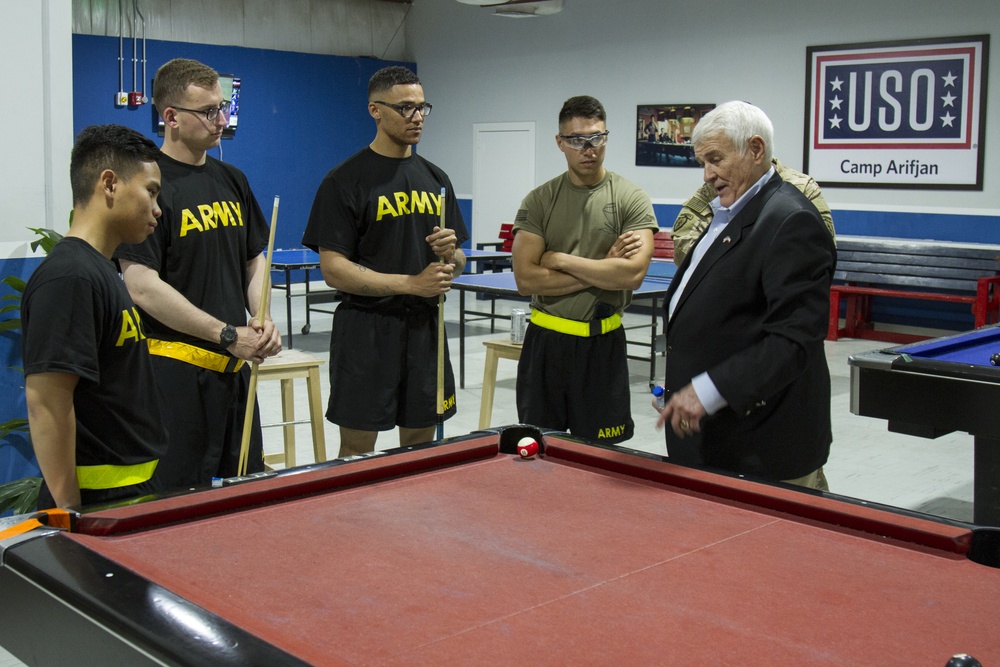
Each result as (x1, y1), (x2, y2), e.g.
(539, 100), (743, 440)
(655, 383), (707, 438)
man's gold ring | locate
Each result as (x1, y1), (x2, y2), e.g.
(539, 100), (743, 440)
(680, 419), (689, 429)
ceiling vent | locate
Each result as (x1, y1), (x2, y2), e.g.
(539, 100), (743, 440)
(455, 0), (564, 18)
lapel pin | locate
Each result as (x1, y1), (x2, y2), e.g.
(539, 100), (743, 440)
(723, 236), (732, 244)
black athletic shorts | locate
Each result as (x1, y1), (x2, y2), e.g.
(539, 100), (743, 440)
(148, 356), (263, 489)
(326, 303), (458, 431)
(515, 322), (634, 444)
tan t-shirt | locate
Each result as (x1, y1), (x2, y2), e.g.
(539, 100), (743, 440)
(513, 171), (658, 321)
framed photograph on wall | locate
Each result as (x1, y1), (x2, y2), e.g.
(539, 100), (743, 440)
(635, 104), (715, 167)
(804, 35), (989, 190)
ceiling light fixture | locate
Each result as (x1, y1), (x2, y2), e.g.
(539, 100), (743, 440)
(455, 0), (564, 17)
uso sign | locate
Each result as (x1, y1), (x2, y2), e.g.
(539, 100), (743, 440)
(804, 35), (988, 190)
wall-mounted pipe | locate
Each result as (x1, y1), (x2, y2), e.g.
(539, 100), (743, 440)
(131, 0), (137, 94)
(133, 0), (147, 103)
(118, 0), (124, 96)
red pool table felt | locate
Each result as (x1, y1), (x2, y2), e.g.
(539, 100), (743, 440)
(66, 435), (1000, 665)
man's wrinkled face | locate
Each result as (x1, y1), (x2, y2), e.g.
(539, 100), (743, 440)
(694, 133), (766, 208)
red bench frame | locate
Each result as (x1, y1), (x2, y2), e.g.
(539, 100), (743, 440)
(653, 230), (674, 260)
(482, 226), (675, 261)
(477, 223), (514, 253)
(828, 276), (1000, 344)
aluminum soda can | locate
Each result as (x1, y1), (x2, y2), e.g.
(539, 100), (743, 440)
(510, 308), (527, 344)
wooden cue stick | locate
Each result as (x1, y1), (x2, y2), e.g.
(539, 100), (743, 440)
(238, 195), (280, 475)
(436, 187), (446, 441)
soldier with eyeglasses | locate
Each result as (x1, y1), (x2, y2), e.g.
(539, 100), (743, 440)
(303, 66), (467, 458)
(115, 58), (281, 490)
(511, 95), (659, 445)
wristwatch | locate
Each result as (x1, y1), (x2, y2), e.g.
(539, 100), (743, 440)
(219, 324), (238, 347)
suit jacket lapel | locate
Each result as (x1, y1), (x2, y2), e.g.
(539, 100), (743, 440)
(667, 173), (783, 321)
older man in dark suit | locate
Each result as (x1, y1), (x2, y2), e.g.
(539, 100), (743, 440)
(655, 101), (836, 488)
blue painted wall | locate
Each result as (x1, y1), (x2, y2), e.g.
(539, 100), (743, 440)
(643, 202), (997, 331)
(649, 203), (998, 245)
(72, 34), (413, 252)
(0, 257), (44, 508)
(0, 37), (412, 493)
(831, 209), (999, 243)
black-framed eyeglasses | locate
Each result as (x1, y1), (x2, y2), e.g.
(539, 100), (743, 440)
(373, 100), (432, 120)
(172, 101), (232, 121)
(559, 131), (609, 151)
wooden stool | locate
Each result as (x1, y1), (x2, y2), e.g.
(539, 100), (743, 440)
(257, 349), (327, 468)
(479, 338), (522, 429)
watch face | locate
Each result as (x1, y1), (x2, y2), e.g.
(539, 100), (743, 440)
(221, 325), (237, 346)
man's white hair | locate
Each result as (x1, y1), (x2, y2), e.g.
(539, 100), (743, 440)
(692, 101), (773, 163)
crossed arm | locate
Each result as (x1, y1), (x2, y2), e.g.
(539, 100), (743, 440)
(319, 226), (465, 298)
(512, 228), (655, 297)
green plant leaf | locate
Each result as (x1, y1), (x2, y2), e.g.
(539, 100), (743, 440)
(0, 418), (29, 438)
(27, 228), (64, 255)
(0, 477), (42, 515)
(2, 275), (25, 293)
(0, 226), (59, 515)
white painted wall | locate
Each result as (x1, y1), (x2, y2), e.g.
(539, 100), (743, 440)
(3, 0), (997, 257)
(0, 0), (74, 251)
(1, 0), (409, 256)
(407, 0), (999, 216)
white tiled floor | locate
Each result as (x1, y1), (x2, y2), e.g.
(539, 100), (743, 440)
(0, 291), (975, 666)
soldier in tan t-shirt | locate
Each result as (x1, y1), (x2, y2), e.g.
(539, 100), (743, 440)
(511, 95), (659, 445)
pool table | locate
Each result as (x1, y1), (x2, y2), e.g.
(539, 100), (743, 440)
(2, 425), (999, 666)
(848, 324), (1000, 526)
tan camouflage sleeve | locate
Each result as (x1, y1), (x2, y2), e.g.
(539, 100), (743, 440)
(670, 182), (715, 265)
(672, 160), (837, 266)
(773, 161), (836, 245)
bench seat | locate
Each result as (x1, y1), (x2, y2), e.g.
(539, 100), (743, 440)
(828, 235), (1000, 343)
(652, 230), (674, 260)
(476, 222), (514, 253)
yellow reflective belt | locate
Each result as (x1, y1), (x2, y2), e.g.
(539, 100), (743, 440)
(530, 310), (622, 337)
(147, 338), (244, 373)
(76, 459), (158, 490)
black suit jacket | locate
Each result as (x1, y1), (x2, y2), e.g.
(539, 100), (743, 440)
(662, 173), (836, 480)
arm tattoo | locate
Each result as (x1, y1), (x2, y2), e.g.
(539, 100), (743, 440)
(354, 262), (391, 297)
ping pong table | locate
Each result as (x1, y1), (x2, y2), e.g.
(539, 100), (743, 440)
(465, 248), (512, 273)
(270, 248), (326, 350)
(270, 248), (512, 349)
